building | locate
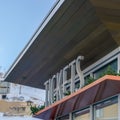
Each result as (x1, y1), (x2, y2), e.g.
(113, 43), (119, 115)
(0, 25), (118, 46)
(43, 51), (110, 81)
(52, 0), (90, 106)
(0, 72), (10, 100)
(0, 73), (44, 116)
(4, 0), (120, 119)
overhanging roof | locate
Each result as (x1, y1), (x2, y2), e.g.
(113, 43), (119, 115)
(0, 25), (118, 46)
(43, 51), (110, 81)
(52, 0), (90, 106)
(34, 75), (120, 120)
(4, 0), (120, 89)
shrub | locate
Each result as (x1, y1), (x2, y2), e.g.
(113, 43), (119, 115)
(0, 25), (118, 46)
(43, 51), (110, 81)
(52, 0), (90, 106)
(30, 105), (45, 115)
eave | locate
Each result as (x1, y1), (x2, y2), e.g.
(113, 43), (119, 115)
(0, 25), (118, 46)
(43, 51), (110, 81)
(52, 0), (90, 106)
(4, 0), (119, 89)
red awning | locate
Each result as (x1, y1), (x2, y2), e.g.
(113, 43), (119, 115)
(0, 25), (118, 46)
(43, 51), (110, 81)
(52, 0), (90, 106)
(34, 75), (120, 120)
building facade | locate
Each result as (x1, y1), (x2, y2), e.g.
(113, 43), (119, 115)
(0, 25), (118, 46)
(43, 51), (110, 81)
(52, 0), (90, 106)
(44, 47), (120, 107)
(0, 72), (10, 99)
(4, 0), (120, 120)
(35, 48), (120, 120)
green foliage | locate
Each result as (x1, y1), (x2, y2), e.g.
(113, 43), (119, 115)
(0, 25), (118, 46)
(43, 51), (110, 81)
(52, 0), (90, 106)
(64, 90), (71, 96)
(30, 105), (45, 115)
(53, 95), (56, 102)
(99, 66), (118, 77)
(85, 76), (95, 86)
(75, 83), (80, 89)
(85, 66), (120, 87)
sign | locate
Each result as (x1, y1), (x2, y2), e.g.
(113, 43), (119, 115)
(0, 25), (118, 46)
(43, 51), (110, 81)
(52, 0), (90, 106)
(44, 56), (84, 105)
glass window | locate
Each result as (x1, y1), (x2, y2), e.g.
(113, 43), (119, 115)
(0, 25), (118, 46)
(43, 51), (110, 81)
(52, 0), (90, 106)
(94, 97), (118, 120)
(73, 108), (90, 120)
(84, 75), (95, 86)
(75, 81), (80, 90)
(0, 82), (10, 94)
(57, 115), (69, 120)
(93, 59), (117, 79)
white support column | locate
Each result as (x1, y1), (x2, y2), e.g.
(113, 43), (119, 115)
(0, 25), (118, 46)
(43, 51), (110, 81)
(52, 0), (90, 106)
(118, 94), (120, 120)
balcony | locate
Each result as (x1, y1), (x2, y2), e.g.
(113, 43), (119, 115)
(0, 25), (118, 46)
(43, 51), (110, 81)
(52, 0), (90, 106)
(34, 75), (120, 120)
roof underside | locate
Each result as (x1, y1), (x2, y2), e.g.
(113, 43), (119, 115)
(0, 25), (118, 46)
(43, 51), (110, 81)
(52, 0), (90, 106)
(5, 0), (120, 89)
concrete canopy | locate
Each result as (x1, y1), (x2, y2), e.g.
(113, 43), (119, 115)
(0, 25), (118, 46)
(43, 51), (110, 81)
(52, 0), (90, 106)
(4, 0), (120, 89)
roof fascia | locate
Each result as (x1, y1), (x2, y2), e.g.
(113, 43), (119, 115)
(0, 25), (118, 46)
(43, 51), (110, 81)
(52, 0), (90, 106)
(4, 0), (65, 80)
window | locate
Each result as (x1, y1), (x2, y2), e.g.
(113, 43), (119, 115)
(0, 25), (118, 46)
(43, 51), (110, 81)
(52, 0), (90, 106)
(0, 81), (10, 94)
(93, 59), (117, 79)
(94, 97), (118, 120)
(75, 81), (80, 90)
(73, 108), (90, 120)
(57, 115), (69, 120)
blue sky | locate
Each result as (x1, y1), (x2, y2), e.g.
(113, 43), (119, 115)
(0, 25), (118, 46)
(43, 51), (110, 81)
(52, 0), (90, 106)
(0, 0), (56, 72)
